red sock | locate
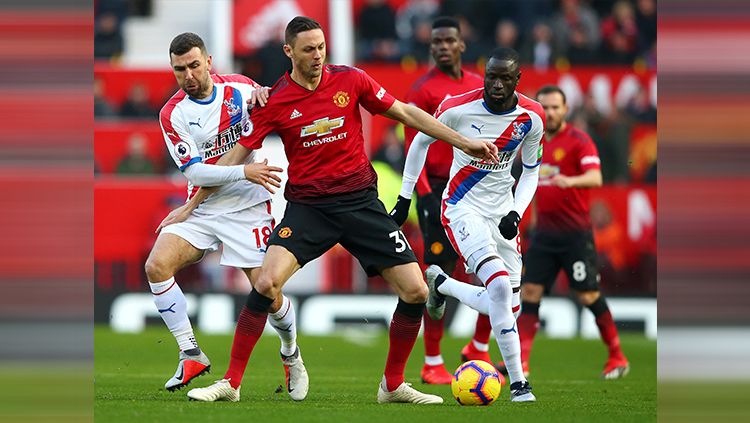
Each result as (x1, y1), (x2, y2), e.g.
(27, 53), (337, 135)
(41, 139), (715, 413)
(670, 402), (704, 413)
(223, 306), (268, 388)
(422, 310), (444, 358)
(595, 310), (625, 360)
(473, 313), (492, 344)
(384, 305), (422, 391)
(517, 305), (540, 363)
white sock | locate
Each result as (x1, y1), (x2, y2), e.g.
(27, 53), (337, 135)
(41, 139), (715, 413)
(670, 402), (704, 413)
(512, 287), (521, 319)
(268, 295), (297, 356)
(472, 340), (490, 352)
(149, 277), (198, 352)
(476, 258), (525, 385)
(437, 276), (490, 315)
(424, 355), (444, 366)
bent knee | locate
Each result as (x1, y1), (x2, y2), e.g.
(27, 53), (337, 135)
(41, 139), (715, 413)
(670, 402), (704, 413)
(576, 290), (600, 306)
(253, 272), (281, 299)
(521, 283), (544, 302)
(145, 255), (171, 282)
(401, 282), (428, 304)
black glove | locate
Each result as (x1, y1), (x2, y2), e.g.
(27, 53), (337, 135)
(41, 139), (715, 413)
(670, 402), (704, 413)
(389, 195), (412, 227)
(498, 210), (521, 240)
(419, 192), (441, 223)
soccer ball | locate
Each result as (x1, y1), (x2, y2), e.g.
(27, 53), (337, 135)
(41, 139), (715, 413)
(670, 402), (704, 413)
(451, 360), (502, 406)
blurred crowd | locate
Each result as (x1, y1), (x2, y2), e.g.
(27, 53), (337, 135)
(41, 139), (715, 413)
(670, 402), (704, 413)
(353, 0), (655, 69)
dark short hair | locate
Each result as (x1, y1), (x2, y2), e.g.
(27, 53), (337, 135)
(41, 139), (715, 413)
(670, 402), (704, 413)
(488, 47), (520, 66)
(536, 84), (567, 104)
(285, 16), (322, 46)
(169, 32), (207, 57)
(432, 16), (460, 32)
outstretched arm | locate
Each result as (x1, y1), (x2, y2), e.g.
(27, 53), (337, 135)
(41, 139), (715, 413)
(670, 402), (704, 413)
(382, 100), (499, 163)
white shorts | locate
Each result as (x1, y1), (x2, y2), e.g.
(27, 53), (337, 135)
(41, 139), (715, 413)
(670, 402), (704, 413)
(161, 200), (273, 269)
(442, 205), (522, 286)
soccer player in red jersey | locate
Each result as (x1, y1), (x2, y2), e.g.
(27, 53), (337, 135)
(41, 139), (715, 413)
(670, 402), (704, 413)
(180, 16), (498, 404)
(402, 17), (494, 385)
(496, 85), (630, 380)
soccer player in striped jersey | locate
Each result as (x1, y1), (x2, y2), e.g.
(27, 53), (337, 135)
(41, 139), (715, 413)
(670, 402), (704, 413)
(147, 32), (308, 399)
(402, 17), (493, 385)
(391, 48), (544, 402)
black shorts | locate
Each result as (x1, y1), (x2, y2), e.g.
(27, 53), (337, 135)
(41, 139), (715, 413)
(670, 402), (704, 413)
(416, 179), (459, 265)
(269, 191), (418, 277)
(522, 230), (600, 292)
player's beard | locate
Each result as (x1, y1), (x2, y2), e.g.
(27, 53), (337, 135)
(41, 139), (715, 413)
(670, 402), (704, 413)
(183, 78), (207, 98)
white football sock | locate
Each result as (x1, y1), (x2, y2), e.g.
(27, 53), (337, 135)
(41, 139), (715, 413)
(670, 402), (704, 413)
(437, 276), (490, 315)
(476, 258), (525, 385)
(268, 295), (297, 356)
(149, 277), (198, 352)
(472, 340), (490, 352)
(512, 288), (521, 319)
(424, 355), (444, 366)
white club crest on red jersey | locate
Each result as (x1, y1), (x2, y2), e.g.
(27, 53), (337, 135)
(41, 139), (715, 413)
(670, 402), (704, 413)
(223, 99), (241, 117)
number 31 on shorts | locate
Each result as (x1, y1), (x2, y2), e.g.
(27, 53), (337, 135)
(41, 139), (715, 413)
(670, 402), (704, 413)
(389, 230), (412, 253)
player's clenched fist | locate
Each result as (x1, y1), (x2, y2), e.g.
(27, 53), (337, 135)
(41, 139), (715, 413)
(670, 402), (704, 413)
(498, 210), (520, 240)
(389, 195), (412, 226)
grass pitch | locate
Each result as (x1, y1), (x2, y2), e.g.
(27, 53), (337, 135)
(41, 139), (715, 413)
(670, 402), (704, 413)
(95, 326), (655, 423)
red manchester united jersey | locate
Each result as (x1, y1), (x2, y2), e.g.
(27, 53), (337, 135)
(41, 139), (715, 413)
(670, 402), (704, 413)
(404, 68), (483, 194)
(536, 124), (601, 232)
(240, 65), (396, 202)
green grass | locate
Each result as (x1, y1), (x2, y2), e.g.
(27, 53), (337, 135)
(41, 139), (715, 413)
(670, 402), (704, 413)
(95, 325), (655, 423)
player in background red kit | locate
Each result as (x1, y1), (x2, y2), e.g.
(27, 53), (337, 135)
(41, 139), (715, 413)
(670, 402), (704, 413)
(402, 17), (494, 385)
(174, 16), (498, 404)
(496, 85), (630, 380)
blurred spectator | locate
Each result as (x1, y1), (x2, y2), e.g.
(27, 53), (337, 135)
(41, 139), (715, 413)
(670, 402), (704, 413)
(454, 16), (485, 63)
(519, 21), (559, 71)
(252, 33), (290, 87)
(402, 19), (434, 63)
(600, 0), (639, 64)
(372, 125), (405, 173)
(552, 0), (600, 64)
(357, 0), (401, 62)
(94, 11), (124, 60)
(396, 0), (439, 44)
(119, 83), (158, 119)
(94, 77), (117, 118)
(117, 133), (156, 174)
(494, 20), (521, 51)
(625, 86), (656, 123)
(635, 0), (657, 58)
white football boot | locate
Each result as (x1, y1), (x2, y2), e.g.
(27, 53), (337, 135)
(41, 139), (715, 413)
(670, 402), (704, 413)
(377, 376), (444, 404)
(281, 347), (309, 401)
(187, 379), (240, 402)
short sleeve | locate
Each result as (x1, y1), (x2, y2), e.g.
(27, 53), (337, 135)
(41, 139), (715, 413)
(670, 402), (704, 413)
(577, 131), (601, 171)
(160, 104), (202, 171)
(238, 103), (275, 151)
(356, 70), (396, 115)
(521, 113), (544, 169)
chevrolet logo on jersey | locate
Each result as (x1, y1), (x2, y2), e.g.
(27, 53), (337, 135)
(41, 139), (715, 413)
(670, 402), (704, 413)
(301, 117), (344, 137)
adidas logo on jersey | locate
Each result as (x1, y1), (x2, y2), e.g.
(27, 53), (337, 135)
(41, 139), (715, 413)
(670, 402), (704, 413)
(290, 109), (302, 119)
